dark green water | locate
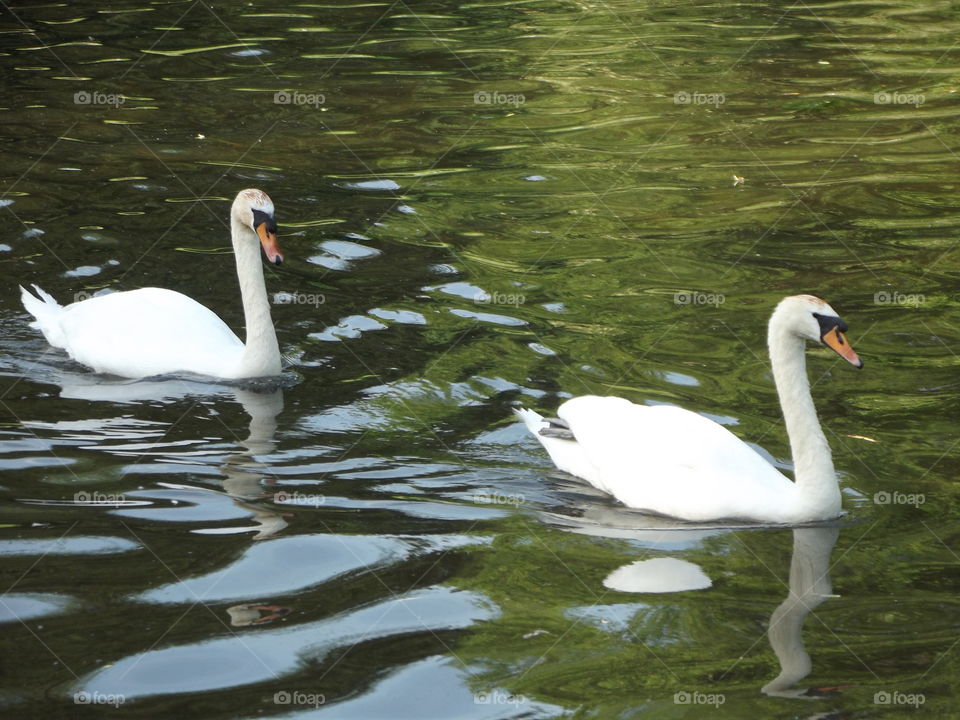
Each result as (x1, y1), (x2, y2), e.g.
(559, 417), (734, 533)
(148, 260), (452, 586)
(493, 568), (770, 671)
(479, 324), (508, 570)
(1, 0), (959, 717)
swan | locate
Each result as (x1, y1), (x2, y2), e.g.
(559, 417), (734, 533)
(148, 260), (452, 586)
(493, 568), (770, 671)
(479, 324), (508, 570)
(515, 295), (863, 523)
(20, 188), (284, 380)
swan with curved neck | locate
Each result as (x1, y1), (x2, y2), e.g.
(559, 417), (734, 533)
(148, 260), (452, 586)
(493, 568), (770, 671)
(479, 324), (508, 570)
(20, 189), (284, 380)
(515, 295), (862, 523)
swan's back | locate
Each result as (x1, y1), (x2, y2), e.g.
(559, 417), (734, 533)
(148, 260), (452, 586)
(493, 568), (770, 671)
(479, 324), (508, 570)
(52, 288), (243, 377)
(554, 396), (797, 521)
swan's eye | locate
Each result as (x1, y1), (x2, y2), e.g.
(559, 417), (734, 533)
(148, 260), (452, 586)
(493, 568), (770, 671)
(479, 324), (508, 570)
(812, 312), (848, 338)
(251, 209), (276, 233)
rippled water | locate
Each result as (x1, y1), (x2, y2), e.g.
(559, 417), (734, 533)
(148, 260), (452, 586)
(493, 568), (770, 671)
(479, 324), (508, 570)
(2, 0), (960, 717)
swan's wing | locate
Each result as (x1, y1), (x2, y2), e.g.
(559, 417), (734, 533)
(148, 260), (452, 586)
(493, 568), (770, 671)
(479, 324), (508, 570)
(557, 396), (793, 520)
(557, 396), (780, 477)
(58, 288), (243, 377)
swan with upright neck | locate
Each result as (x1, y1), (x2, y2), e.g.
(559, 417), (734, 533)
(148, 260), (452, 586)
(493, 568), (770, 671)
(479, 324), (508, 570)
(515, 295), (862, 523)
(20, 189), (284, 380)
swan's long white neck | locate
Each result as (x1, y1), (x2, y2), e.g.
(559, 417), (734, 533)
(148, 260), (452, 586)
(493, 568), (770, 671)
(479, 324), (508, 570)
(231, 216), (281, 377)
(768, 316), (840, 518)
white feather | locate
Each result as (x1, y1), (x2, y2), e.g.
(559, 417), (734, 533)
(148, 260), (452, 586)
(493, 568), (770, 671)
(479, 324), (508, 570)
(513, 407), (603, 488)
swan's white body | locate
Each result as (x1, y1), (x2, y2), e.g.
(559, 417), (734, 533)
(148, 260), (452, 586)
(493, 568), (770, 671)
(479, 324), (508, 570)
(20, 189), (284, 380)
(516, 400), (807, 522)
(516, 295), (862, 523)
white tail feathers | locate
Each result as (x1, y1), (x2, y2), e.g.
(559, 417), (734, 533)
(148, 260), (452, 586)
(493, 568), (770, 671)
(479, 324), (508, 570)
(513, 406), (547, 434)
(514, 405), (601, 488)
(20, 284), (66, 348)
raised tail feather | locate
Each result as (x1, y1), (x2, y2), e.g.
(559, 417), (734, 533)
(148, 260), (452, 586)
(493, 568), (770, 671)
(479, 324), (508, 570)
(513, 407), (575, 440)
(513, 407), (548, 436)
(19, 284), (67, 348)
(514, 405), (599, 486)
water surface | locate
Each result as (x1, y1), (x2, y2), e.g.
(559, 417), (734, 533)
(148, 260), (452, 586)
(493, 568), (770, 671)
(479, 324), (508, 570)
(2, 0), (959, 717)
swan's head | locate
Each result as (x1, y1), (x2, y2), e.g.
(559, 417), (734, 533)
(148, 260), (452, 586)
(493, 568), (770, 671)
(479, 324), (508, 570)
(772, 295), (863, 368)
(232, 189), (283, 265)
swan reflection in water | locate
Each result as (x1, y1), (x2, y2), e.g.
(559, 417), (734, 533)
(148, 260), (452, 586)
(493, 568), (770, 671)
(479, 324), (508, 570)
(761, 525), (842, 700)
(201, 386), (288, 541)
(559, 503), (844, 701)
(23, 360), (290, 540)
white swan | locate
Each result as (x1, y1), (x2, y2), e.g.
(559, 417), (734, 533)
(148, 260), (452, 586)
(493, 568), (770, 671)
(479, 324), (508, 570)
(20, 189), (284, 380)
(515, 295), (862, 523)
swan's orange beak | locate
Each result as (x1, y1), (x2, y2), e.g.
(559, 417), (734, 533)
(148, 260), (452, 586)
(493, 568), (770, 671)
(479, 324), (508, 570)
(256, 221), (284, 265)
(822, 327), (862, 368)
